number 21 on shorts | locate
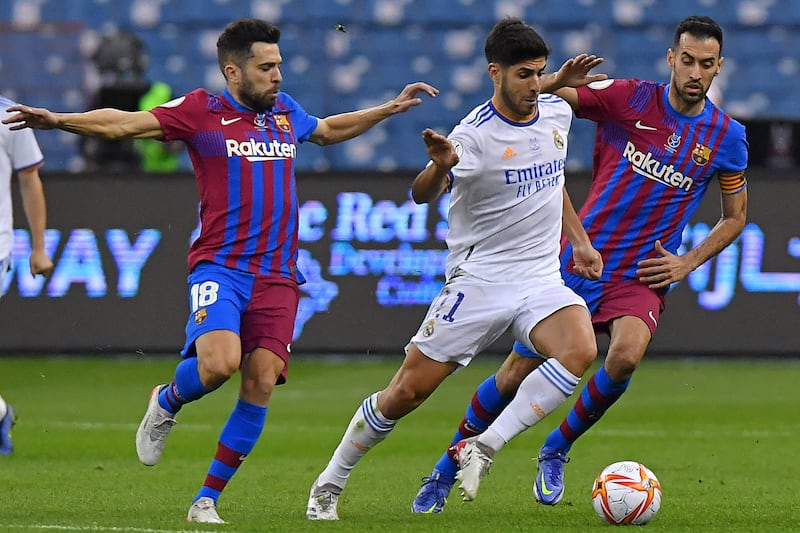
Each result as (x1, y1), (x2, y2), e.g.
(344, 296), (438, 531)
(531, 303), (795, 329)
(433, 290), (465, 323)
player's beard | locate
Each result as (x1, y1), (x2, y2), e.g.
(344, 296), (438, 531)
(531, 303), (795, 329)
(675, 81), (707, 105)
(499, 76), (538, 121)
(239, 74), (279, 112)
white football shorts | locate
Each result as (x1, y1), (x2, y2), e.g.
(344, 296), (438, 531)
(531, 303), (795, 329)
(408, 270), (587, 367)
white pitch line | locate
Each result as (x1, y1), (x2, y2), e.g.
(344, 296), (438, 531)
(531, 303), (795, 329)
(594, 427), (797, 438)
(1, 524), (248, 533)
(31, 421), (215, 432)
(25, 421), (799, 439)
(31, 421), (346, 433)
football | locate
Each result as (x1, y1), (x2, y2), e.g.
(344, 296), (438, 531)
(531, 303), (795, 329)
(591, 461), (662, 525)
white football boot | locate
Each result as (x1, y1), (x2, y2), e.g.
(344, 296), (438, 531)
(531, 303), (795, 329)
(135, 384), (176, 466)
(187, 497), (225, 523)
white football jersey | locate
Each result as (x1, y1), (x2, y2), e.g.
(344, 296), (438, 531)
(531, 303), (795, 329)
(443, 95), (572, 282)
(0, 95), (44, 260)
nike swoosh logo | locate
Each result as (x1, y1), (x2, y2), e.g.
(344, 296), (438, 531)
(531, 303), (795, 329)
(221, 117), (242, 125)
(539, 470), (554, 495)
(648, 310), (658, 327)
(635, 120), (657, 131)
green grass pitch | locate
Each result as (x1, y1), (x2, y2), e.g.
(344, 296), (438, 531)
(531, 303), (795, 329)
(1, 355), (799, 532)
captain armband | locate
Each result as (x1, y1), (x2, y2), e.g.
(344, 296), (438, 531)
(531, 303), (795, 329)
(718, 171), (747, 194)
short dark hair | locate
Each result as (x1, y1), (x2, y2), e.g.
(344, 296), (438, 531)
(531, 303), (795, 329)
(485, 18), (550, 67)
(217, 19), (281, 74)
(673, 15), (723, 54)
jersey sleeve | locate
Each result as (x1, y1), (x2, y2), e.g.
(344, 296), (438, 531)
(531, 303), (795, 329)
(447, 124), (482, 180)
(149, 88), (208, 142)
(720, 120), (748, 173)
(7, 126), (44, 171)
(277, 92), (318, 143)
(716, 119), (749, 194)
(575, 79), (637, 122)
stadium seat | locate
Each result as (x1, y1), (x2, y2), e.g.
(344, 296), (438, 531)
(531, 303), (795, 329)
(1, 0), (796, 171)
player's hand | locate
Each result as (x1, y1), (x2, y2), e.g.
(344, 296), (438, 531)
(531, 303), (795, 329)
(29, 250), (54, 277)
(553, 54), (608, 89)
(422, 128), (458, 169)
(2, 105), (59, 131)
(636, 240), (691, 289)
(572, 242), (603, 280)
(389, 82), (439, 114)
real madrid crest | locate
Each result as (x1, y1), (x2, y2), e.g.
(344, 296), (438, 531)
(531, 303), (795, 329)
(552, 129), (564, 150)
(449, 139), (463, 159)
(422, 319), (435, 337)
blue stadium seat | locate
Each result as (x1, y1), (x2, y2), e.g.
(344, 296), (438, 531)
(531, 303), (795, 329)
(401, 0), (495, 25)
(304, 0), (372, 25)
(534, 1), (613, 28)
(770, 90), (799, 119)
(37, 0), (86, 22)
(159, 0), (239, 25)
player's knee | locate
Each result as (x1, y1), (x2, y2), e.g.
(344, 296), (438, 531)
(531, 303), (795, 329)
(197, 351), (239, 386)
(379, 381), (426, 420)
(575, 342), (598, 373)
(605, 348), (641, 379)
(557, 341), (597, 377)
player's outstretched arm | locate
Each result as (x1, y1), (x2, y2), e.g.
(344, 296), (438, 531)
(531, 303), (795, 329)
(541, 53), (608, 110)
(309, 82), (438, 146)
(410, 128), (458, 204)
(3, 106), (164, 140)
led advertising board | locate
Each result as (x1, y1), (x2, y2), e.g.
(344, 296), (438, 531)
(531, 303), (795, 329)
(1, 171), (797, 355)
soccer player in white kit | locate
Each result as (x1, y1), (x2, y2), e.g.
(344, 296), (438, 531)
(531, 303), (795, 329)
(0, 95), (53, 293)
(0, 94), (53, 454)
(307, 18), (607, 520)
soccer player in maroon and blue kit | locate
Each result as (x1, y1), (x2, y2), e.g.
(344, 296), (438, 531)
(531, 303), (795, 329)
(5, 18), (437, 523)
(411, 15), (748, 513)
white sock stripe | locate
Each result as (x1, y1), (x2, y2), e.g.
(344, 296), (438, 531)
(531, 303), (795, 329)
(539, 359), (579, 395)
(360, 395), (395, 433)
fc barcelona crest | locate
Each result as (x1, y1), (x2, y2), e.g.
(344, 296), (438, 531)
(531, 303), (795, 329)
(273, 113), (291, 132)
(691, 142), (712, 166)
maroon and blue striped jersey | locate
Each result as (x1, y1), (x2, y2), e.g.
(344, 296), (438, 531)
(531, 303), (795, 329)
(563, 79), (748, 281)
(151, 88), (318, 283)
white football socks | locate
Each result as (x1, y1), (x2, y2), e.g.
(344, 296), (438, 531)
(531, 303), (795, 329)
(477, 358), (580, 454)
(314, 392), (396, 491)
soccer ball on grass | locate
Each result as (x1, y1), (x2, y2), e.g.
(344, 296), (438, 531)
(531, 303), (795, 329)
(591, 461), (662, 525)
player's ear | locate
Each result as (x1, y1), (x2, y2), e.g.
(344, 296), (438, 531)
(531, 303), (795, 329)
(716, 56), (724, 75)
(487, 62), (501, 85)
(223, 63), (240, 84)
(666, 48), (675, 69)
